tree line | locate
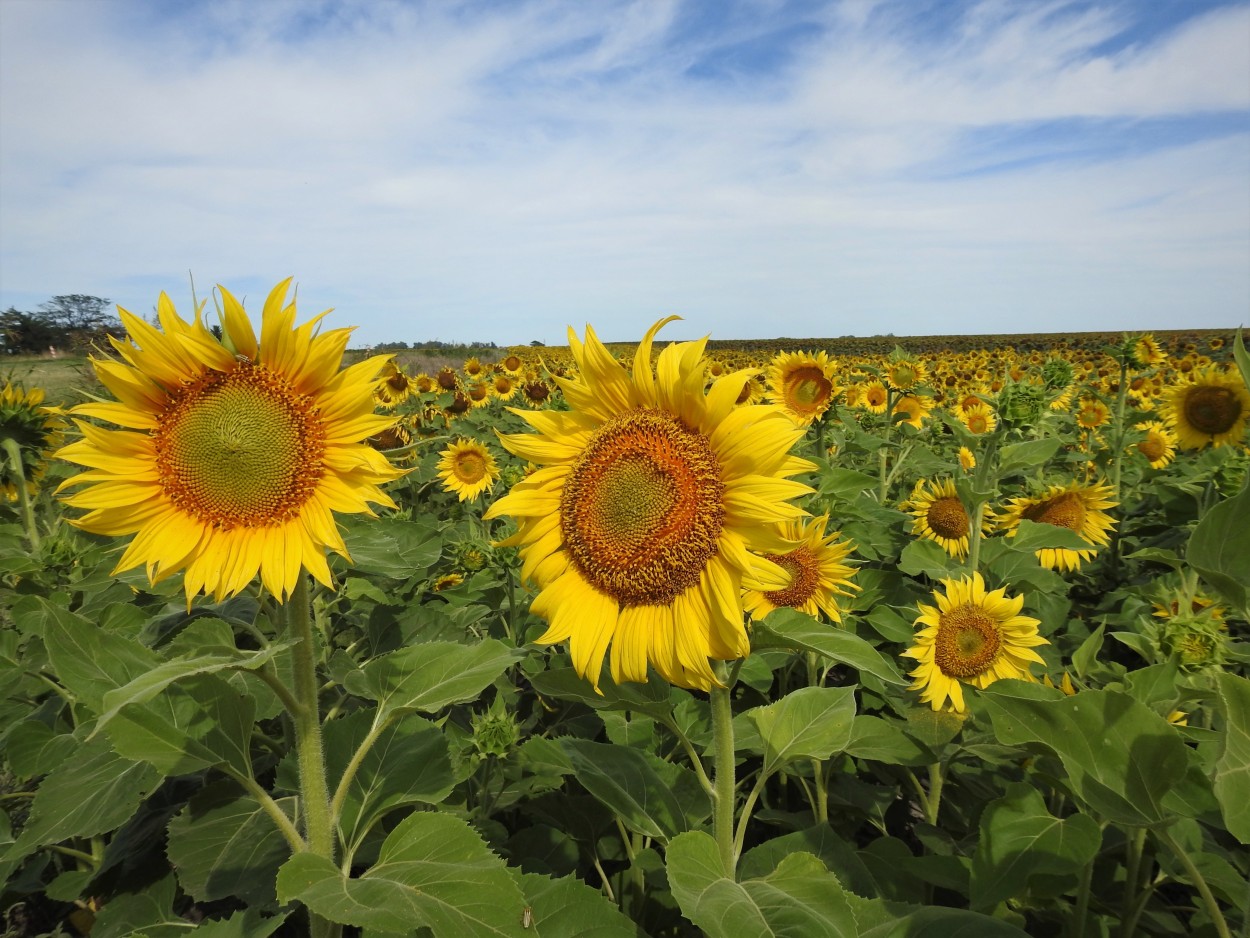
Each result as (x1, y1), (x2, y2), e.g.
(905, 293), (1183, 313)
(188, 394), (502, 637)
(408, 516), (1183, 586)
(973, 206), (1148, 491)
(1, 295), (124, 355)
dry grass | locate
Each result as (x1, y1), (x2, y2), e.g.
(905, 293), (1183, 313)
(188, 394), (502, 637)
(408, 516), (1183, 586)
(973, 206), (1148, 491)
(2, 355), (102, 407)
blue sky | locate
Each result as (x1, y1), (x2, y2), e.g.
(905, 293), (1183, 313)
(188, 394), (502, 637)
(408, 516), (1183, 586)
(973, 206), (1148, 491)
(1, 0), (1247, 347)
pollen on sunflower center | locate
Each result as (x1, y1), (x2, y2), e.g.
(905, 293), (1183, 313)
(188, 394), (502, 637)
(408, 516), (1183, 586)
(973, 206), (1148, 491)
(927, 496), (970, 540)
(561, 408), (724, 606)
(762, 546), (819, 608)
(154, 364), (324, 528)
(933, 604), (1003, 678)
(1184, 386), (1240, 435)
(1022, 492), (1086, 532)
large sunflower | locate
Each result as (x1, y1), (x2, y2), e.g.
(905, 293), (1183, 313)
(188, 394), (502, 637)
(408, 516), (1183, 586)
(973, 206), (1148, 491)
(997, 479), (1117, 572)
(438, 438), (501, 502)
(485, 318), (812, 691)
(56, 280), (404, 602)
(1160, 367), (1250, 450)
(743, 515), (858, 623)
(902, 572), (1047, 713)
(767, 350), (839, 426)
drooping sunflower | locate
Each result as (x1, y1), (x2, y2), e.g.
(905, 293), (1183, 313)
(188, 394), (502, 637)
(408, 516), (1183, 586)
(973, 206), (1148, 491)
(485, 317), (812, 691)
(1, 382), (66, 500)
(902, 572), (1047, 713)
(520, 373), (553, 408)
(437, 438), (500, 502)
(55, 280), (404, 602)
(1133, 333), (1166, 368)
(1134, 420), (1177, 469)
(767, 350), (839, 426)
(743, 515), (858, 623)
(903, 478), (983, 560)
(996, 479), (1118, 572)
(373, 361), (413, 408)
(958, 446), (976, 472)
(435, 366), (460, 392)
(1160, 367), (1250, 450)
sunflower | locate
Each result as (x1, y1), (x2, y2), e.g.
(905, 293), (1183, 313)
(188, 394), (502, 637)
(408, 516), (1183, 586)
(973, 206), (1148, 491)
(435, 366), (460, 391)
(767, 350), (839, 426)
(500, 353), (525, 376)
(892, 394), (933, 430)
(997, 479), (1118, 572)
(433, 572), (465, 592)
(1, 382), (66, 500)
(861, 380), (888, 414)
(463, 357), (486, 378)
(373, 361), (413, 408)
(466, 380), (494, 409)
(743, 515), (858, 623)
(958, 402), (996, 435)
(438, 438), (500, 502)
(491, 372), (518, 402)
(412, 373), (437, 394)
(1075, 397), (1110, 430)
(886, 357), (926, 391)
(902, 572), (1047, 713)
(903, 478), (982, 560)
(1134, 420), (1176, 469)
(958, 446), (976, 472)
(1160, 367), (1250, 450)
(1133, 334), (1166, 368)
(734, 372), (767, 407)
(56, 280), (404, 602)
(520, 374), (553, 408)
(484, 317), (812, 691)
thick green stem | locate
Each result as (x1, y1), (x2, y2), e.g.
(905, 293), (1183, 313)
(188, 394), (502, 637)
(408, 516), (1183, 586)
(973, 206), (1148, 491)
(1120, 826), (1148, 938)
(1112, 358), (1129, 503)
(710, 663), (738, 879)
(1072, 846), (1096, 938)
(878, 390), (896, 503)
(288, 577), (340, 938)
(1157, 827), (1232, 938)
(924, 762), (943, 826)
(805, 652), (828, 824)
(966, 501), (985, 574)
(2, 438), (40, 550)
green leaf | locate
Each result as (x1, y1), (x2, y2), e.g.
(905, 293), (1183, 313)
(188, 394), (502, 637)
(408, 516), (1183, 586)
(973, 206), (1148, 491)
(1006, 519), (1095, 553)
(857, 904), (1028, 937)
(844, 716), (931, 766)
(997, 438), (1061, 476)
(898, 538), (959, 581)
(739, 825), (879, 899)
(167, 783), (298, 907)
(5, 734), (161, 863)
(975, 684), (1188, 826)
(90, 875), (188, 938)
(516, 872), (643, 937)
(344, 639), (522, 720)
(970, 783), (1101, 911)
(666, 830), (858, 938)
(184, 911), (289, 937)
(1213, 671), (1250, 844)
(276, 811), (529, 936)
(748, 686), (857, 777)
(816, 467), (879, 500)
(1188, 479), (1250, 615)
(751, 608), (907, 686)
(4, 721), (79, 778)
(339, 514), (443, 580)
(529, 667), (679, 719)
(560, 738), (707, 843)
(1070, 623), (1105, 681)
(41, 600), (160, 711)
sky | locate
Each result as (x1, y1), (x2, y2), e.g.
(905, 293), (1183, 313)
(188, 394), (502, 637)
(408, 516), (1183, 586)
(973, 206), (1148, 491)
(1, 0), (1248, 348)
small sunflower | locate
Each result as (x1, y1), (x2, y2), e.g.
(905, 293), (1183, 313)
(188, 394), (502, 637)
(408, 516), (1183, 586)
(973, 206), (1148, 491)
(997, 479), (1118, 572)
(903, 478), (982, 560)
(56, 280), (404, 602)
(767, 350), (839, 426)
(500, 353), (525, 376)
(1133, 334), (1166, 368)
(958, 446), (976, 472)
(861, 380), (888, 414)
(437, 438), (500, 502)
(485, 317), (812, 691)
(491, 372), (518, 402)
(433, 572), (465, 592)
(886, 356), (927, 391)
(743, 515), (858, 623)
(463, 357), (486, 378)
(1, 382), (66, 500)
(892, 394), (933, 430)
(902, 572), (1047, 713)
(1160, 367), (1250, 450)
(373, 361), (413, 408)
(1075, 397), (1110, 430)
(958, 402), (996, 435)
(1134, 421), (1177, 469)
(734, 373), (767, 407)
(435, 366), (460, 391)
(466, 380), (494, 409)
(412, 373), (437, 395)
(520, 374), (553, 408)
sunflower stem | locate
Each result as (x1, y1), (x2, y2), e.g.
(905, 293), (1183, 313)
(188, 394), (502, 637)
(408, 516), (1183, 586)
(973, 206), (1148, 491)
(287, 576), (340, 938)
(710, 661), (738, 879)
(1, 438), (40, 551)
(878, 390), (896, 502)
(1157, 826), (1232, 938)
(966, 501), (985, 574)
(1119, 826), (1148, 938)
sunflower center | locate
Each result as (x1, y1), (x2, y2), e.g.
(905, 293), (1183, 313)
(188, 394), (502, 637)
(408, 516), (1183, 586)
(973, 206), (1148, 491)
(785, 367), (833, 414)
(934, 603), (1003, 678)
(927, 496), (970, 540)
(453, 450), (489, 484)
(1184, 386), (1241, 436)
(1138, 434), (1167, 461)
(561, 408), (724, 606)
(762, 546), (819, 608)
(154, 363), (324, 528)
(1022, 492), (1086, 532)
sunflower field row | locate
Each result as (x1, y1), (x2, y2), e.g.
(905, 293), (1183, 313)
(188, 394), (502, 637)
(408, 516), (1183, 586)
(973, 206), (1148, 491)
(0, 284), (1246, 938)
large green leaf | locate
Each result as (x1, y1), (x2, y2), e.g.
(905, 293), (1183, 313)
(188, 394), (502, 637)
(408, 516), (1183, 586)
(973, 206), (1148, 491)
(1188, 479), (1250, 615)
(666, 830), (858, 938)
(90, 874), (188, 938)
(183, 911), (289, 937)
(898, 538), (960, 581)
(1006, 519), (1096, 553)
(751, 608), (907, 686)
(4, 720), (80, 778)
(41, 600), (160, 711)
(997, 438), (1061, 476)
(529, 666), (680, 719)
(276, 811), (530, 936)
(970, 783), (1101, 911)
(343, 639), (522, 720)
(560, 738), (707, 843)
(516, 872), (643, 937)
(339, 514), (444, 580)
(167, 783), (298, 907)
(844, 715), (932, 766)
(976, 683), (1188, 826)
(1213, 671), (1250, 844)
(5, 734), (161, 864)
(748, 686), (857, 777)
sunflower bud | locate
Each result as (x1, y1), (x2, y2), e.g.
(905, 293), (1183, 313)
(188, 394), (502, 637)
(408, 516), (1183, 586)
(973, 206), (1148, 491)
(996, 380), (1047, 430)
(471, 696), (521, 758)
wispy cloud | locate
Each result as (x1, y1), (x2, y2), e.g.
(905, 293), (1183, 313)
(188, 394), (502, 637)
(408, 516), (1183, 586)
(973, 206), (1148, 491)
(1, 0), (1246, 345)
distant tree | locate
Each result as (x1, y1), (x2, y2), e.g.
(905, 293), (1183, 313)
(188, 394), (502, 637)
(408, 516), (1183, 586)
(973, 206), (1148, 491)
(530, 340), (544, 346)
(0, 307), (56, 354)
(35, 295), (123, 351)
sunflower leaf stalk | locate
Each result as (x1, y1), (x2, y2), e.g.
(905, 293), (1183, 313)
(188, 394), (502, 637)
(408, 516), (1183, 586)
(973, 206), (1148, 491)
(709, 661), (739, 878)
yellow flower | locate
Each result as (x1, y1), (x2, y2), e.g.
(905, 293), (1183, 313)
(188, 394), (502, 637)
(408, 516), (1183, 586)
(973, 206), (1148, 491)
(1075, 397), (1110, 430)
(433, 572), (465, 591)
(904, 478), (982, 560)
(892, 393), (933, 429)
(767, 350), (839, 426)
(1134, 421), (1176, 469)
(437, 438), (501, 502)
(958, 446), (976, 472)
(485, 317), (812, 691)
(1, 382), (66, 500)
(997, 479), (1118, 572)
(56, 280), (403, 602)
(958, 402), (997, 435)
(499, 353), (525, 376)
(886, 357), (927, 391)
(1160, 366), (1250, 450)
(1133, 334), (1166, 368)
(861, 380), (888, 414)
(743, 516), (858, 623)
(902, 573), (1047, 713)
(463, 356), (486, 378)
(491, 372), (519, 401)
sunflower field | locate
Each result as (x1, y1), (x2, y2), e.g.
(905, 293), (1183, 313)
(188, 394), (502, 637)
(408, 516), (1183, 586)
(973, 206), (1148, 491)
(1, 281), (1247, 938)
